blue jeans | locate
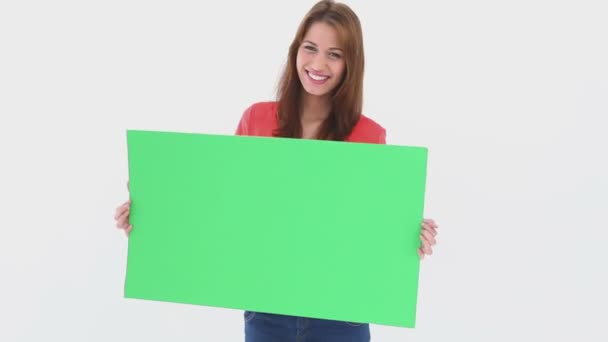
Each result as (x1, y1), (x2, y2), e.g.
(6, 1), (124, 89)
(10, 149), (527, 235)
(244, 311), (370, 342)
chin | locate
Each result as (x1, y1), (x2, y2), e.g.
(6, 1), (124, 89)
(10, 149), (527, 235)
(304, 89), (328, 97)
(301, 82), (332, 97)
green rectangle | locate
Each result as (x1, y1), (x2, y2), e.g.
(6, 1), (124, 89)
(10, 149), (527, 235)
(125, 130), (428, 327)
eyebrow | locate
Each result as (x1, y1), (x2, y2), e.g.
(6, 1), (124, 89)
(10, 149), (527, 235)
(303, 40), (343, 51)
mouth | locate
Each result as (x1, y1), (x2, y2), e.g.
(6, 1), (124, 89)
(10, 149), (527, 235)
(306, 70), (330, 85)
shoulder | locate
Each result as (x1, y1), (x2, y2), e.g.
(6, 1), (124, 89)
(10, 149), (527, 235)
(246, 101), (278, 120)
(347, 114), (386, 144)
(236, 101), (278, 137)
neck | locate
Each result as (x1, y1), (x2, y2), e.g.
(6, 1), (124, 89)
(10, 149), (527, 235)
(300, 92), (332, 123)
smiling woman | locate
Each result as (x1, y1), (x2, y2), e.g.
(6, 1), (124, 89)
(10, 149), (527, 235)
(113, 0), (439, 341)
(274, 0), (365, 141)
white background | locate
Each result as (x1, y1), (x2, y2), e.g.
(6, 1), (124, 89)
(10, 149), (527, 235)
(1, 0), (607, 341)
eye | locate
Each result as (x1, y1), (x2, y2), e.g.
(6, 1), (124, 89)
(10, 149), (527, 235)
(329, 52), (342, 59)
(303, 45), (317, 52)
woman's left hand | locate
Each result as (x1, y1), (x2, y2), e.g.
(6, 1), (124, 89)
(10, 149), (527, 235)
(418, 218), (438, 259)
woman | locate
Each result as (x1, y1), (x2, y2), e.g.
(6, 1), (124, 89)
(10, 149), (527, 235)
(115, 1), (438, 341)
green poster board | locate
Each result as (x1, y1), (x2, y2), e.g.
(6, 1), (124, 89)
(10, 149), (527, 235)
(125, 130), (428, 327)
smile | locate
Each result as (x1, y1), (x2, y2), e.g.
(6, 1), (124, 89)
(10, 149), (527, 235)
(306, 70), (330, 84)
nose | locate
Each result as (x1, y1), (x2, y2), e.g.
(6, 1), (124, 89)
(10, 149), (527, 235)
(310, 53), (327, 72)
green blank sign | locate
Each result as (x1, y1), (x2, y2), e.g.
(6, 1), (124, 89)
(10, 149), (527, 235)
(125, 130), (428, 328)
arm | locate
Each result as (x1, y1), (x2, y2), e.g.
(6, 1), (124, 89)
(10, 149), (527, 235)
(235, 104), (254, 136)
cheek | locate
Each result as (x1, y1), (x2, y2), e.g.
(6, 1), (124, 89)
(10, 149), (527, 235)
(332, 62), (346, 80)
(295, 51), (307, 70)
(295, 57), (305, 84)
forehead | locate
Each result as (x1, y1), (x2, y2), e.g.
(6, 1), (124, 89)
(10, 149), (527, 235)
(303, 22), (342, 48)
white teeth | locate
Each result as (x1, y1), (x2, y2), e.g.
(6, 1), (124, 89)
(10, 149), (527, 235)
(308, 71), (328, 81)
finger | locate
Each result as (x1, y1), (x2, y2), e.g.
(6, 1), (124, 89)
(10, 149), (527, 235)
(420, 237), (433, 255)
(423, 218), (438, 229)
(421, 229), (436, 245)
(420, 235), (432, 252)
(418, 248), (424, 259)
(125, 224), (133, 237)
(114, 207), (126, 221)
(423, 243), (433, 255)
(114, 205), (125, 220)
(425, 225), (438, 238)
(114, 201), (131, 220)
(116, 209), (130, 229)
(117, 214), (130, 229)
(421, 222), (438, 237)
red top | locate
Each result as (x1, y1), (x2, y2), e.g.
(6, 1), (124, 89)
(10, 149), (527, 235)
(235, 101), (386, 144)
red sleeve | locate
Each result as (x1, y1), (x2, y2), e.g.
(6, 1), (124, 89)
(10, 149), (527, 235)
(378, 128), (386, 144)
(235, 104), (253, 136)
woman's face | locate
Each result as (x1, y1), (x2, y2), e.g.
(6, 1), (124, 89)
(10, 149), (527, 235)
(296, 22), (346, 98)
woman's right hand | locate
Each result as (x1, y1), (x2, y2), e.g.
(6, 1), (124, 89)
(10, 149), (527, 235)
(115, 182), (133, 236)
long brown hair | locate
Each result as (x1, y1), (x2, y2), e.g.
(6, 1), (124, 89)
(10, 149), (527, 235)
(274, 0), (365, 141)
